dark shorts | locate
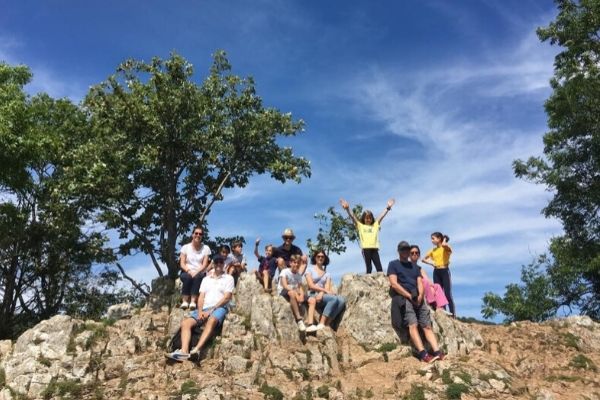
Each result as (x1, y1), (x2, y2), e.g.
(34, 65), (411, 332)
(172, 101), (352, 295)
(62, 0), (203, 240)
(403, 300), (432, 327)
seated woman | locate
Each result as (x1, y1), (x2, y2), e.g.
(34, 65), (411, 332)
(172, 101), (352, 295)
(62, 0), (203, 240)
(410, 245), (448, 311)
(178, 227), (211, 310)
(277, 254), (309, 331)
(305, 249), (346, 332)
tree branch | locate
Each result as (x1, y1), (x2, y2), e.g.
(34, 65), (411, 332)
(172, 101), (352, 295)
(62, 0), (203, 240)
(115, 262), (150, 297)
(198, 170), (231, 225)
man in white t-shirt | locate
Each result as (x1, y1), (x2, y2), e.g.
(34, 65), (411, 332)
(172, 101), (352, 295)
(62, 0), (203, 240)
(167, 255), (234, 362)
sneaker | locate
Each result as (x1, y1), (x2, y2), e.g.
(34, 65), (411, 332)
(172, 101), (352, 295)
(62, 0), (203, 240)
(297, 320), (306, 332)
(432, 351), (445, 361)
(180, 301), (189, 310)
(420, 353), (439, 363)
(305, 324), (318, 333)
(165, 349), (190, 362)
(314, 323), (325, 332)
(189, 302), (196, 310)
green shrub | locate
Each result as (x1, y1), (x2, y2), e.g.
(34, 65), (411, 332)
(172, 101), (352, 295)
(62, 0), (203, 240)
(377, 342), (398, 353)
(42, 379), (83, 400)
(259, 383), (284, 400)
(570, 354), (597, 371)
(180, 380), (200, 396)
(316, 385), (329, 398)
(403, 384), (425, 400)
(446, 383), (469, 399)
(0, 367), (5, 387)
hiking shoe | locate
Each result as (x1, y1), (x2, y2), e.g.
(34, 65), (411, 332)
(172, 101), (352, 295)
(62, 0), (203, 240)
(432, 351), (445, 361)
(180, 301), (189, 310)
(297, 320), (306, 332)
(305, 324), (318, 333)
(188, 302), (196, 310)
(420, 353), (439, 363)
(165, 349), (190, 362)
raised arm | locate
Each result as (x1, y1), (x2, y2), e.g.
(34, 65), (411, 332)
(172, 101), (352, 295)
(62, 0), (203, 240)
(340, 198), (359, 226)
(254, 237), (261, 259)
(376, 198), (395, 224)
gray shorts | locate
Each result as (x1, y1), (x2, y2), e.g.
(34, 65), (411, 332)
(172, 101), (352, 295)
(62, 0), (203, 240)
(403, 300), (432, 327)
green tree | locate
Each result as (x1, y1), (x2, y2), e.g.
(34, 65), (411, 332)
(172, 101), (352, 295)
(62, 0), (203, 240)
(307, 204), (362, 255)
(482, 255), (559, 323)
(0, 63), (127, 339)
(71, 51), (310, 279)
(487, 0), (600, 321)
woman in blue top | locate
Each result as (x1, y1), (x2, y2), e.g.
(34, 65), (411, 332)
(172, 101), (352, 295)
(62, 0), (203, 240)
(305, 249), (346, 332)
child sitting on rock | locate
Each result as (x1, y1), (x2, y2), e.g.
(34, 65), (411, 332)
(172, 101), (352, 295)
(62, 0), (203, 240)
(277, 254), (309, 332)
(253, 237), (277, 292)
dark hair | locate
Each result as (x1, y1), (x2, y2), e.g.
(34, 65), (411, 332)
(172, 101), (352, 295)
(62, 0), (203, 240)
(360, 210), (375, 225)
(219, 244), (231, 253)
(231, 240), (243, 248)
(431, 232), (450, 242)
(193, 226), (203, 233)
(310, 249), (330, 266)
(410, 245), (421, 253)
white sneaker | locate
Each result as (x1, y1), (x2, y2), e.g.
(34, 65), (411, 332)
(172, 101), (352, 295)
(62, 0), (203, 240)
(297, 320), (306, 332)
(180, 301), (189, 310)
(165, 349), (190, 362)
(314, 323), (325, 331)
(189, 302), (196, 310)
(305, 324), (318, 333)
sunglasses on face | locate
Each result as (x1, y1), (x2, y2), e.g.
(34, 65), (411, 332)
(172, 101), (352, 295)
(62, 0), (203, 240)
(316, 255), (325, 259)
(410, 251), (420, 255)
(193, 232), (203, 236)
(283, 236), (294, 240)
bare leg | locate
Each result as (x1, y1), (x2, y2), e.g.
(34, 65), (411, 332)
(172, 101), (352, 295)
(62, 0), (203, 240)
(422, 326), (440, 352)
(319, 315), (331, 326)
(180, 318), (197, 353)
(182, 295), (190, 304)
(306, 297), (316, 325)
(408, 324), (425, 352)
(288, 290), (302, 320)
(262, 270), (270, 291)
(191, 317), (219, 353)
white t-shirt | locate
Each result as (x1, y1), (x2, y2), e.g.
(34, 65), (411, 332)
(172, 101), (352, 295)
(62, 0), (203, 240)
(225, 253), (247, 267)
(199, 273), (235, 309)
(181, 243), (211, 273)
(277, 268), (304, 294)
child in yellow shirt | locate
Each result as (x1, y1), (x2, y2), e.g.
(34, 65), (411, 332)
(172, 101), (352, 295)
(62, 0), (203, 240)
(422, 232), (455, 317)
(340, 198), (395, 273)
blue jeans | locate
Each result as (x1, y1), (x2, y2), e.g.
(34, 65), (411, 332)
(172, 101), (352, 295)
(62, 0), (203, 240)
(318, 294), (346, 320)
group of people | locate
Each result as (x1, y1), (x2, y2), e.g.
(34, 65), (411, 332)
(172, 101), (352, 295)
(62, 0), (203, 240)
(166, 199), (455, 364)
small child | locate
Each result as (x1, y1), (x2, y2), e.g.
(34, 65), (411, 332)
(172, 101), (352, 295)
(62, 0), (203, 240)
(254, 238), (276, 292)
(422, 232), (455, 317)
(226, 240), (247, 286)
(277, 254), (308, 331)
(340, 198), (395, 273)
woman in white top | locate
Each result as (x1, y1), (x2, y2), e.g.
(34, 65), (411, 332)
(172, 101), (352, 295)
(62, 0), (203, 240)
(179, 227), (211, 310)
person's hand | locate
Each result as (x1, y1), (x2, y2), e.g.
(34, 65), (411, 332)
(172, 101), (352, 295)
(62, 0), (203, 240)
(255, 237), (261, 246)
(417, 293), (424, 305)
(189, 270), (197, 278)
(339, 198), (349, 209)
(387, 199), (395, 208)
(200, 311), (210, 320)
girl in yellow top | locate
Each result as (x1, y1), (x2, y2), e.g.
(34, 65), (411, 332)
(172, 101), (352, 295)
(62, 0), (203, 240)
(422, 232), (455, 317)
(340, 198), (395, 273)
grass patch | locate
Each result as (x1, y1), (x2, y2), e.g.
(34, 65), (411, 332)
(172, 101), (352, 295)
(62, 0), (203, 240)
(37, 355), (52, 367)
(0, 367), (5, 387)
(316, 385), (329, 398)
(42, 378), (84, 400)
(446, 383), (469, 400)
(376, 342), (398, 353)
(259, 383), (284, 400)
(403, 384), (425, 400)
(545, 375), (579, 383)
(242, 314), (251, 330)
(456, 371), (472, 385)
(561, 332), (580, 350)
(441, 369), (452, 385)
(296, 368), (310, 381)
(570, 354), (597, 371)
(180, 380), (200, 396)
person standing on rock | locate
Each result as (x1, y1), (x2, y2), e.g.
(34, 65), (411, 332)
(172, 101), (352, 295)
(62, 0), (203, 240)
(305, 249), (346, 332)
(166, 255), (234, 362)
(273, 228), (306, 271)
(340, 198), (395, 274)
(179, 227), (212, 310)
(421, 232), (455, 318)
(388, 241), (445, 363)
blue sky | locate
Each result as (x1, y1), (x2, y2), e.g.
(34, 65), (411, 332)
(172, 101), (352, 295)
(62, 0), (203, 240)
(0, 0), (563, 320)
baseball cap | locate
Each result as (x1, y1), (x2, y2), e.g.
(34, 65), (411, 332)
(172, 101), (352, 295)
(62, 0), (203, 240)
(397, 241), (411, 252)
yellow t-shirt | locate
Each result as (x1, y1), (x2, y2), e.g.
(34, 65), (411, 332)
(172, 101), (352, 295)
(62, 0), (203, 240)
(357, 221), (380, 249)
(425, 246), (452, 269)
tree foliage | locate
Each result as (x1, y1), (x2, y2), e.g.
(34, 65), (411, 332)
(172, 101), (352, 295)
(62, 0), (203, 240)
(306, 204), (362, 256)
(486, 0), (600, 321)
(67, 51), (310, 279)
(0, 63), (132, 339)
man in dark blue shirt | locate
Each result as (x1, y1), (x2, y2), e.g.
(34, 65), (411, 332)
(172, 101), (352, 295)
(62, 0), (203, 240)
(388, 241), (444, 363)
(273, 228), (306, 270)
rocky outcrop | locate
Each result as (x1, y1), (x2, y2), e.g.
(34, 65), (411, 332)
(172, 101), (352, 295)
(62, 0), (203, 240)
(0, 273), (598, 399)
